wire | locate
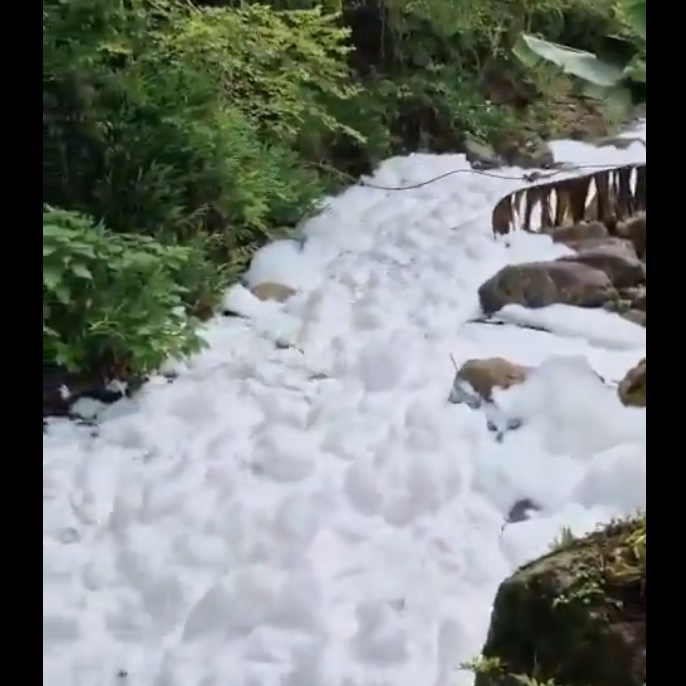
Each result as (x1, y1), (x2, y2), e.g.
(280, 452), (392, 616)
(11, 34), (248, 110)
(313, 158), (646, 192)
(360, 167), (560, 190)
(358, 161), (646, 191)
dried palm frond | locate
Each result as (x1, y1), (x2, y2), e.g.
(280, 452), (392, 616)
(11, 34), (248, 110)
(492, 164), (646, 235)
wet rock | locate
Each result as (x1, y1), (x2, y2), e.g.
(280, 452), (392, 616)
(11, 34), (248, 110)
(250, 282), (298, 303)
(557, 243), (645, 288)
(549, 221), (609, 245)
(564, 236), (636, 256)
(44, 377), (72, 417)
(506, 498), (541, 524)
(478, 261), (617, 315)
(620, 309), (646, 327)
(618, 357), (646, 407)
(622, 286), (646, 311)
(465, 137), (503, 170)
(449, 357), (530, 406)
(602, 296), (630, 313)
(616, 212), (646, 259)
(603, 286), (646, 324)
(496, 136), (554, 169)
(487, 417), (524, 443)
(43, 364), (126, 418)
(595, 135), (646, 150)
(475, 516), (646, 686)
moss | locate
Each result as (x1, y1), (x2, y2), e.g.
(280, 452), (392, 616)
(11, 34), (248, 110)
(474, 514), (646, 686)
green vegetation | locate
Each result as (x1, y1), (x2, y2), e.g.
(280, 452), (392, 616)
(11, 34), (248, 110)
(43, 0), (647, 391)
(463, 655), (568, 686)
(514, 0), (646, 103)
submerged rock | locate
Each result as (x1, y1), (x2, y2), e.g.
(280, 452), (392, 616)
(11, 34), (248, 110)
(449, 357), (530, 407)
(475, 516), (646, 686)
(250, 281), (298, 303)
(486, 416), (523, 443)
(505, 498), (541, 524)
(449, 357), (528, 441)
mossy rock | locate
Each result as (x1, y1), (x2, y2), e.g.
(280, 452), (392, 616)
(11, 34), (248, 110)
(475, 516), (646, 686)
(618, 358), (646, 408)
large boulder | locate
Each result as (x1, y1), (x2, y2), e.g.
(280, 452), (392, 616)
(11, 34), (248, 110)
(549, 221), (609, 245)
(564, 236), (635, 255)
(465, 137), (503, 170)
(494, 134), (554, 169)
(478, 261), (617, 315)
(618, 358), (646, 407)
(474, 516), (646, 686)
(557, 243), (645, 288)
(616, 212), (646, 260)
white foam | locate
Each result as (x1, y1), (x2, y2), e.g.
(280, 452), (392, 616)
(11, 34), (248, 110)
(44, 123), (646, 686)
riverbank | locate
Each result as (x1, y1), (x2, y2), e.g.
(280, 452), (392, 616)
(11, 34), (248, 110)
(43, 0), (644, 405)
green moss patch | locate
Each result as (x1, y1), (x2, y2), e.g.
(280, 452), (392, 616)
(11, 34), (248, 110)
(472, 514), (646, 686)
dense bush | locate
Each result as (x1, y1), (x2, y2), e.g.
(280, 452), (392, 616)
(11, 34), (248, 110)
(43, 208), (208, 376)
(43, 0), (360, 384)
(43, 0), (355, 238)
(43, 0), (643, 391)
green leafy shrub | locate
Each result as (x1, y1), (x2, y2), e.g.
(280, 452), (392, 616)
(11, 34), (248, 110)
(43, 0), (355, 243)
(513, 0), (645, 102)
(155, 4), (361, 145)
(43, 0), (364, 382)
(43, 208), (208, 377)
(270, 0), (634, 168)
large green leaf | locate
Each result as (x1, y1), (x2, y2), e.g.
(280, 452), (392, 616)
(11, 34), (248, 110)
(513, 34), (625, 88)
(623, 0), (646, 41)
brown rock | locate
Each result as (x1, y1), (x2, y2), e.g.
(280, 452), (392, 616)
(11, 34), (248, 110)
(478, 261), (617, 315)
(628, 287), (646, 311)
(496, 135), (554, 168)
(618, 358), (646, 407)
(565, 237), (636, 256)
(616, 212), (646, 259)
(605, 286), (646, 316)
(557, 244), (645, 288)
(250, 282), (298, 303)
(603, 298), (632, 314)
(450, 357), (530, 405)
(620, 310), (646, 327)
(465, 137), (503, 170)
(616, 286), (646, 311)
(549, 221), (609, 245)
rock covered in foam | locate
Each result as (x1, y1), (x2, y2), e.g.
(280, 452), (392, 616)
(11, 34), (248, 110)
(449, 357), (530, 408)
